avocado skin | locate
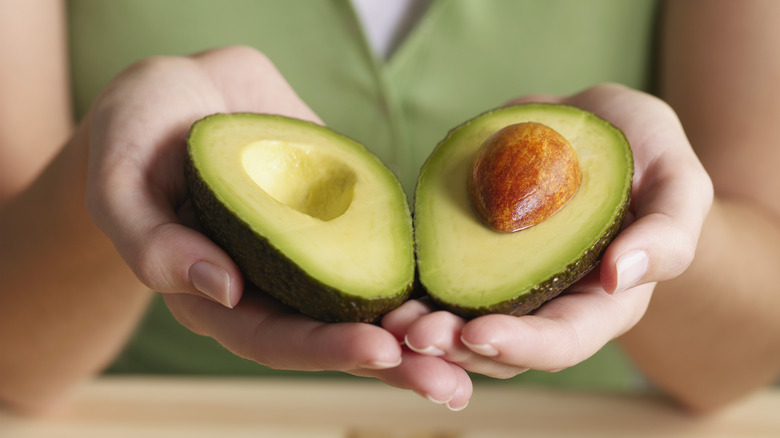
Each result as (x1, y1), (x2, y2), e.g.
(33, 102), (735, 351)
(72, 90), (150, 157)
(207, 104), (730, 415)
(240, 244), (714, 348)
(426, 195), (630, 319)
(184, 136), (413, 323)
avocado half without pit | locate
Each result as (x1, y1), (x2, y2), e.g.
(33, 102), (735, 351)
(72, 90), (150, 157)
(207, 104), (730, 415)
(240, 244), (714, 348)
(184, 113), (415, 322)
(415, 103), (633, 319)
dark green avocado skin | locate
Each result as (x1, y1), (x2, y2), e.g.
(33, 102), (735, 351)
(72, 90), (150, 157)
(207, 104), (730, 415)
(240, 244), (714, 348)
(426, 195), (630, 319)
(184, 145), (412, 323)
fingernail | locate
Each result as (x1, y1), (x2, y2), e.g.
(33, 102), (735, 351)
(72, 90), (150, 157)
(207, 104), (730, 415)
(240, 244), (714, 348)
(189, 261), (232, 307)
(404, 335), (445, 356)
(614, 250), (649, 294)
(460, 337), (499, 357)
(447, 400), (469, 412)
(360, 357), (402, 370)
(426, 393), (453, 405)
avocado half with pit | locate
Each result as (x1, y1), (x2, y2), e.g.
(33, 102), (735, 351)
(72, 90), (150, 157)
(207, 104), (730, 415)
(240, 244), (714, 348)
(415, 103), (633, 319)
(185, 113), (415, 322)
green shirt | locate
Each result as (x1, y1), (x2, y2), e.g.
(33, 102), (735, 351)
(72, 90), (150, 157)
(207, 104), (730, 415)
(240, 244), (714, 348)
(68, 0), (659, 391)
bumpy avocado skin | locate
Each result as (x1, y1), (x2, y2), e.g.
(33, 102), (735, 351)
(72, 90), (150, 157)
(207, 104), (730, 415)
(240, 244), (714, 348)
(184, 128), (412, 323)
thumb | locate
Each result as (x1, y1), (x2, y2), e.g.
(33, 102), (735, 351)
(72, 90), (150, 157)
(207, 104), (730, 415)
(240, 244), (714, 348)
(81, 53), (246, 306)
(134, 222), (244, 308)
(88, 167), (244, 307)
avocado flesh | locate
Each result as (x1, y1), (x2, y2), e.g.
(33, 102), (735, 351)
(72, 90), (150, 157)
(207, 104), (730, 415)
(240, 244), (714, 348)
(415, 104), (633, 318)
(185, 113), (415, 322)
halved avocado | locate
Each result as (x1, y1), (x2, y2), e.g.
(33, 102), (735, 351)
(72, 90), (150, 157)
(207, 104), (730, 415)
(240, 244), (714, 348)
(415, 104), (633, 318)
(185, 113), (415, 322)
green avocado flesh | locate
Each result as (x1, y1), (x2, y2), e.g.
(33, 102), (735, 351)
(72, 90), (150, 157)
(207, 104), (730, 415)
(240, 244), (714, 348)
(415, 104), (633, 318)
(185, 113), (415, 322)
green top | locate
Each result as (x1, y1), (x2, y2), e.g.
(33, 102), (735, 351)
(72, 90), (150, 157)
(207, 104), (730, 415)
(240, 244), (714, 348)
(68, 0), (659, 390)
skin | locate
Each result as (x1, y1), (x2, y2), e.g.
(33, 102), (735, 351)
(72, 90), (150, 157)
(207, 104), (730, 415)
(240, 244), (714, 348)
(0, 1), (151, 412)
(0, 37), (462, 413)
(0, 0), (71, 201)
(0, 0), (776, 415)
(620, 0), (780, 412)
(386, 84), (708, 409)
(390, 0), (780, 413)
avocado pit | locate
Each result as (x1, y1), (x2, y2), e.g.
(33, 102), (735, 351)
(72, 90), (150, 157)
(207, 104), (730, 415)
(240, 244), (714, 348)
(468, 122), (582, 232)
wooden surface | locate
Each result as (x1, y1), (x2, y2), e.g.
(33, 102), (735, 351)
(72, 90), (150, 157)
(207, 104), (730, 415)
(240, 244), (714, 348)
(1, 376), (779, 437)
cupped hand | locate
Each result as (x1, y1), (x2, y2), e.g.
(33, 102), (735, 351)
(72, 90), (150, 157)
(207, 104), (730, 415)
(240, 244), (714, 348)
(383, 83), (713, 386)
(86, 45), (321, 307)
(84, 46), (470, 409)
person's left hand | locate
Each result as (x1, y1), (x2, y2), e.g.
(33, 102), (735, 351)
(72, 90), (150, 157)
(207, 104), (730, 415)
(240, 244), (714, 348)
(382, 83), (712, 386)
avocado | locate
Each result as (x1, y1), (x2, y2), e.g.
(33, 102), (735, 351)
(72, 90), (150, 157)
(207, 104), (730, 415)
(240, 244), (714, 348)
(185, 113), (415, 322)
(414, 104), (633, 318)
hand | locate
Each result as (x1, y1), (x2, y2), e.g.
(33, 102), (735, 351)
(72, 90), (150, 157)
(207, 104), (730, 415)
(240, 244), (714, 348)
(382, 83), (713, 394)
(84, 46), (471, 406)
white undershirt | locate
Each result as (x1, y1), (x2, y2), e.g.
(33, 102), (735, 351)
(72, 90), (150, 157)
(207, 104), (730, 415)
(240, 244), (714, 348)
(350, 0), (423, 59)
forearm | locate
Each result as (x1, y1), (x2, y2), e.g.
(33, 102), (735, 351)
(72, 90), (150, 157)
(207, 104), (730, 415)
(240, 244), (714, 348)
(0, 0), (73, 201)
(0, 124), (152, 413)
(619, 197), (780, 413)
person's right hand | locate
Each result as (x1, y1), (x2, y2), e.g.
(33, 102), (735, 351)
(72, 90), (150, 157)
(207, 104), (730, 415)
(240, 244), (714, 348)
(84, 46), (472, 409)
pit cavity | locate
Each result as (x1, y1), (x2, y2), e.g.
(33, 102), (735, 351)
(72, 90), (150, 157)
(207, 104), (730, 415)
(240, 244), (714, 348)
(241, 140), (357, 221)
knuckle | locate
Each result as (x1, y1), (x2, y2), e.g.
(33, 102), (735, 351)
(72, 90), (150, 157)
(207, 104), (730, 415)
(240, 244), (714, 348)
(227, 45), (270, 63)
(663, 220), (698, 278)
(130, 224), (181, 292)
(548, 319), (585, 371)
(130, 241), (162, 290)
(676, 232), (698, 274)
(125, 54), (184, 76)
(488, 367), (529, 379)
(202, 45), (274, 71)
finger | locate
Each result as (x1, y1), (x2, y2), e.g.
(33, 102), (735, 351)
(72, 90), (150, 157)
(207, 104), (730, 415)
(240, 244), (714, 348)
(403, 311), (528, 379)
(167, 289), (473, 410)
(564, 84), (713, 293)
(88, 161), (244, 307)
(87, 48), (325, 307)
(163, 292), (404, 371)
(446, 366), (474, 411)
(600, 132), (711, 293)
(506, 85), (712, 292)
(460, 283), (653, 372)
(84, 56), (246, 306)
(351, 349), (473, 411)
(380, 299), (434, 341)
